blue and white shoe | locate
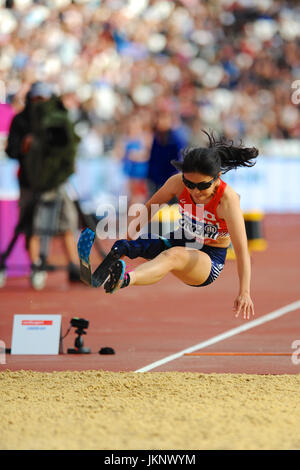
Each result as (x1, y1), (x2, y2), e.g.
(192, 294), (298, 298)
(104, 260), (127, 294)
(30, 262), (47, 290)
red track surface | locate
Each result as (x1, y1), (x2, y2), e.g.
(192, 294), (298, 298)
(1, 214), (300, 374)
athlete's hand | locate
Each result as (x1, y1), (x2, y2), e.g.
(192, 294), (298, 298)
(233, 293), (255, 320)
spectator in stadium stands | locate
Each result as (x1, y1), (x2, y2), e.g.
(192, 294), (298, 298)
(147, 108), (189, 198)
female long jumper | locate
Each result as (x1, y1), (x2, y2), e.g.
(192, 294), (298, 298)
(83, 131), (258, 320)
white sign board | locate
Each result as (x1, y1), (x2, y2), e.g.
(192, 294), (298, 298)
(11, 315), (62, 355)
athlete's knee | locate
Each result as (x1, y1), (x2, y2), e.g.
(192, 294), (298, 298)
(160, 246), (187, 268)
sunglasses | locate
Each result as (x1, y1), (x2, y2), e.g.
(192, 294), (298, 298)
(182, 174), (218, 191)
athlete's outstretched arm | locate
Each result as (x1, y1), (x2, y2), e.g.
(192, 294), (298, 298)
(221, 189), (255, 320)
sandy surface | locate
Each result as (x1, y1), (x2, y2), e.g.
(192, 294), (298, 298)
(1, 370), (300, 450)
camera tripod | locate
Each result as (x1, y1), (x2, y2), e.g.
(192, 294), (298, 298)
(67, 326), (91, 354)
(0, 189), (107, 288)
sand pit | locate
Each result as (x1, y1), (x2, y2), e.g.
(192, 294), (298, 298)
(1, 370), (300, 450)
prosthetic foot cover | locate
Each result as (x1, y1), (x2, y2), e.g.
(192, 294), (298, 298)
(77, 228), (95, 286)
(78, 228), (120, 287)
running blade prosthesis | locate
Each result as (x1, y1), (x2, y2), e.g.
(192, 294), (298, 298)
(77, 228), (120, 287)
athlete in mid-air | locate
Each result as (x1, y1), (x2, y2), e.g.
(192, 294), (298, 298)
(79, 131), (258, 320)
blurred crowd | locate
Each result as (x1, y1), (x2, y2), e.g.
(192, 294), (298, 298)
(1, 0), (299, 140)
(1, 0), (300, 196)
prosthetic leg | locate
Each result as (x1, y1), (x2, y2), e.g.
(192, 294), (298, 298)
(77, 228), (120, 287)
(77, 228), (170, 288)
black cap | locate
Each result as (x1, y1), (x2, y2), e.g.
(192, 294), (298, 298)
(29, 81), (52, 99)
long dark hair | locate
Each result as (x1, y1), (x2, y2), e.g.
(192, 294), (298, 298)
(171, 130), (259, 176)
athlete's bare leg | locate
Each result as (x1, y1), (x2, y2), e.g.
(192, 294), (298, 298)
(62, 230), (79, 264)
(129, 246), (212, 287)
(28, 235), (40, 264)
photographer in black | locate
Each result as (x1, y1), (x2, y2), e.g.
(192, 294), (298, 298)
(6, 82), (81, 289)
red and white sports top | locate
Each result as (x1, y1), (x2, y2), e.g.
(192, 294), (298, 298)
(178, 179), (230, 246)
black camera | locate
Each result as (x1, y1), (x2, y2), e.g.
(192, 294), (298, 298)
(67, 317), (90, 354)
(70, 317), (89, 330)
